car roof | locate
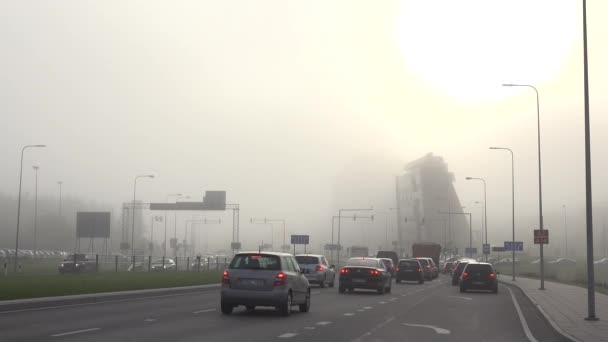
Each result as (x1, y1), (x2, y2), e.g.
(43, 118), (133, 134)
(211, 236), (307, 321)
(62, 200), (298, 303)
(236, 251), (293, 257)
(465, 262), (493, 266)
(295, 254), (324, 258)
(349, 257), (380, 260)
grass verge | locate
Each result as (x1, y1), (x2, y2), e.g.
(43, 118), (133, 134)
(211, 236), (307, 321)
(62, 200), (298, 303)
(0, 271), (221, 301)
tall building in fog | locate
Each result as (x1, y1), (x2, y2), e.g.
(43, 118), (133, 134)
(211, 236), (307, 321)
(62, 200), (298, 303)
(395, 153), (471, 256)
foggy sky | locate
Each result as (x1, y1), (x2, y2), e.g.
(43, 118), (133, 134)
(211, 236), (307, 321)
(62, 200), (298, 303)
(2, 1), (608, 254)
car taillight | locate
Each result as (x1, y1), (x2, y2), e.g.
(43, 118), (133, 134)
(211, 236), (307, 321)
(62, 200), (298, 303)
(222, 270), (230, 285)
(370, 270), (380, 276)
(426, 265), (431, 268)
(489, 273), (495, 279)
(462, 272), (468, 279)
(418, 268), (422, 272)
(340, 268), (349, 274)
(274, 272), (286, 286)
(316, 265), (325, 271)
(396, 267), (400, 272)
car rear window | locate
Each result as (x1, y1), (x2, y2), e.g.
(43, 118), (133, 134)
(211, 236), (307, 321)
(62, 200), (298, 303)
(295, 256), (319, 264)
(398, 260), (420, 269)
(381, 259), (393, 267)
(465, 264), (493, 274)
(454, 262), (469, 273)
(346, 259), (380, 267)
(417, 259), (429, 267)
(229, 254), (281, 270)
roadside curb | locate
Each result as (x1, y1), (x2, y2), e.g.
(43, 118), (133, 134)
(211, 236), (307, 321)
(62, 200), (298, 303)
(0, 283), (220, 312)
(499, 279), (582, 342)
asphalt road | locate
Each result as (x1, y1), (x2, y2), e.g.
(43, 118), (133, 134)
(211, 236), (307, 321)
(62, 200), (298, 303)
(0, 275), (566, 342)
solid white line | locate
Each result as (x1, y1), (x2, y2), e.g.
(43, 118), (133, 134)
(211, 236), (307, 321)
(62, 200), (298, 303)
(51, 328), (100, 337)
(1, 289), (218, 314)
(506, 286), (539, 342)
(278, 333), (298, 338)
(192, 309), (216, 314)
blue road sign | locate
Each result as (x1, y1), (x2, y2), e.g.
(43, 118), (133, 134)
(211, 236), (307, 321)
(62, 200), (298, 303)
(504, 241), (524, 251)
(291, 235), (309, 245)
(482, 244), (491, 255)
(465, 247), (477, 255)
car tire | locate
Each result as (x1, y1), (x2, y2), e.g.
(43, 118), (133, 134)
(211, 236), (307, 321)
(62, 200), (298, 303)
(419, 279), (424, 284)
(220, 301), (233, 315)
(299, 290), (311, 313)
(377, 287), (384, 295)
(386, 283), (392, 293)
(246, 306), (255, 311)
(278, 292), (292, 317)
(319, 277), (325, 288)
(396, 279), (401, 284)
(348, 287), (354, 293)
(329, 278), (335, 288)
(339, 286), (346, 294)
(493, 286), (498, 294)
(459, 286), (466, 293)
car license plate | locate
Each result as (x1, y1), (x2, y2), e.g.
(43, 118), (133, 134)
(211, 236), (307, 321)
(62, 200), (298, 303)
(352, 279), (366, 283)
(473, 281), (484, 285)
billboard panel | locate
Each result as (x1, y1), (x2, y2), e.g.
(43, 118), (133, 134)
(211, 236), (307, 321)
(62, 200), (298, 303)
(77, 212), (111, 238)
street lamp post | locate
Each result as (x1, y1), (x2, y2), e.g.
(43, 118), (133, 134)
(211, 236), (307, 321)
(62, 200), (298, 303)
(465, 177), (488, 261)
(563, 205), (568, 257)
(490, 146), (515, 281)
(14, 144), (46, 272)
(57, 181), (63, 216)
(173, 196), (190, 257)
(502, 83), (545, 290)
(164, 193), (182, 256)
(131, 174), (154, 260)
(32, 166), (40, 256)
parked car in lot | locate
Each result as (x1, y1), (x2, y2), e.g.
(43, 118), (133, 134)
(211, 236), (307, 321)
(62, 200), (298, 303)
(220, 252), (310, 316)
(415, 257), (434, 280)
(58, 254), (96, 273)
(379, 258), (396, 277)
(548, 258), (576, 265)
(151, 258), (176, 271)
(452, 260), (470, 285)
(459, 262), (498, 293)
(295, 254), (336, 288)
(594, 258), (608, 265)
(396, 259), (424, 284)
(339, 257), (392, 294)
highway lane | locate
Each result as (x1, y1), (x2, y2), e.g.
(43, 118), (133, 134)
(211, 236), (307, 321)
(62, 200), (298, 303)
(0, 275), (564, 341)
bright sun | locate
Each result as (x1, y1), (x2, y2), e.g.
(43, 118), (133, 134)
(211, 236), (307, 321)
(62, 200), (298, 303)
(396, 0), (578, 101)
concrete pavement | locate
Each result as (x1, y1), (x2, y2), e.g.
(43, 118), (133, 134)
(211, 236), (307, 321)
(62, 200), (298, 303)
(0, 275), (563, 341)
(501, 275), (608, 342)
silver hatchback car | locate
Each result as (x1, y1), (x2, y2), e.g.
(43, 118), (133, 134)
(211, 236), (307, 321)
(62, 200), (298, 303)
(295, 254), (336, 288)
(221, 252), (311, 316)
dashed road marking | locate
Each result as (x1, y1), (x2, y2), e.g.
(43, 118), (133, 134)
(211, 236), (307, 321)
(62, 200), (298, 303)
(389, 297), (398, 301)
(51, 328), (101, 337)
(363, 306), (373, 310)
(415, 288), (425, 292)
(401, 294), (408, 297)
(304, 327), (316, 330)
(357, 309), (365, 312)
(344, 313), (355, 316)
(447, 296), (472, 301)
(278, 333), (298, 338)
(378, 301), (387, 304)
(316, 321), (332, 326)
(403, 323), (450, 335)
(192, 309), (216, 314)
(143, 318), (157, 322)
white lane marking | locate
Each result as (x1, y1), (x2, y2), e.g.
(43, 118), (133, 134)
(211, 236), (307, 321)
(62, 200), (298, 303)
(278, 333), (298, 338)
(192, 309), (216, 314)
(447, 296), (473, 301)
(143, 318), (157, 322)
(363, 306), (373, 310)
(401, 294), (408, 297)
(378, 301), (387, 304)
(357, 309), (365, 312)
(389, 297), (398, 301)
(1, 289), (219, 314)
(415, 288), (425, 292)
(506, 286), (539, 342)
(316, 321), (332, 326)
(403, 323), (450, 335)
(51, 328), (101, 337)
(344, 313), (355, 316)
(304, 327), (316, 330)
(350, 316), (395, 342)
(311, 291), (321, 295)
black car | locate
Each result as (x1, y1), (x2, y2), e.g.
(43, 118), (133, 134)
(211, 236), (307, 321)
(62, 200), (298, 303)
(379, 258), (396, 277)
(452, 260), (470, 285)
(396, 259), (424, 284)
(58, 254), (96, 273)
(339, 258), (392, 294)
(459, 262), (498, 293)
(376, 250), (399, 266)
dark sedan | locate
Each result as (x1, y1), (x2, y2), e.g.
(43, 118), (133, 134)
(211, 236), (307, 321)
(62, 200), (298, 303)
(452, 260), (470, 285)
(395, 259), (424, 284)
(58, 254), (96, 274)
(339, 258), (392, 294)
(459, 262), (498, 293)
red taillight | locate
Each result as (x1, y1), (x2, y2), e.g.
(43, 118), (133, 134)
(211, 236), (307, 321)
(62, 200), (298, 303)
(370, 270), (380, 276)
(316, 265), (325, 272)
(340, 268), (349, 274)
(462, 272), (468, 279)
(222, 270), (230, 285)
(489, 273), (496, 279)
(395, 267), (400, 272)
(274, 272), (286, 286)
(418, 268), (422, 272)
(426, 265), (431, 269)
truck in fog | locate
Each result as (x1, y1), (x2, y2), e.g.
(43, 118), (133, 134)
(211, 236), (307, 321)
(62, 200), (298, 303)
(412, 242), (442, 266)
